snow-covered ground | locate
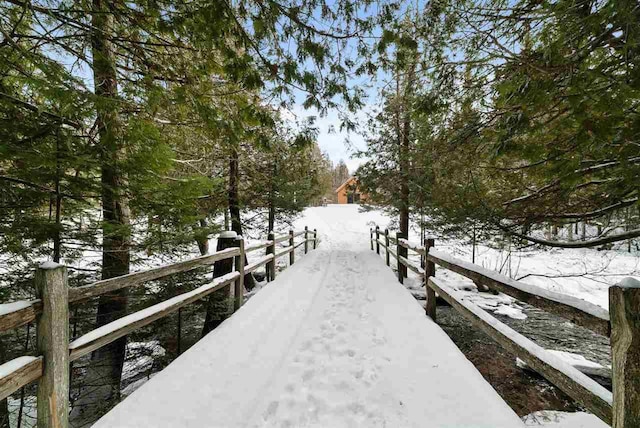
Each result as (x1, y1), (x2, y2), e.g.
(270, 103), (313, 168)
(94, 204), (524, 427)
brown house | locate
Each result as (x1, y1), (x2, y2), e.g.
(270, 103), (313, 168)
(335, 177), (366, 204)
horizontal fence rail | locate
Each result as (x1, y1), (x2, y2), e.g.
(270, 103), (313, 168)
(369, 226), (637, 427)
(429, 277), (613, 424)
(0, 356), (43, 401)
(69, 247), (241, 303)
(0, 300), (41, 334)
(426, 249), (610, 336)
(69, 272), (240, 361)
(0, 226), (320, 428)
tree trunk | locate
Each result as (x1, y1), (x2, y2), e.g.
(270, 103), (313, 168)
(397, 54), (416, 278)
(229, 146), (242, 235)
(227, 145), (256, 290)
(201, 233), (237, 336)
(53, 133), (62, 263)
(195, 218), (209, 255)
(268, 158), (276, 232)
(71, 2), (130, 425)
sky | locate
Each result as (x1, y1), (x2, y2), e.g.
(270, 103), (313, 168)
(288, 104), (371, 174)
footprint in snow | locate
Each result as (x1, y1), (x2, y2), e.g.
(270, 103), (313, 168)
(264, 401), (279, 420)
(302, 369), (315, 382)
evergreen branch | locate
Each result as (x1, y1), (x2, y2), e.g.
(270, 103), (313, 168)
(497, 223), (640, 249)
(0, 176), (82, 200)
(0, 92), (83, 129)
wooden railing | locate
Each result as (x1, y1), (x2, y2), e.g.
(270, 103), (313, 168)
(369, 226), (640, 427)
(0, 226), (319, 428)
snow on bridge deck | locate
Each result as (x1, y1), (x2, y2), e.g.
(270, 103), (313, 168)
(95, 206), (524, 427)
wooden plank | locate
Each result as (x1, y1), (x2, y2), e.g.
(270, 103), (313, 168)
(245, 255), (274, 274)
(428, 277), (613, 425)
(424, 238), (437, 320)
(398, 255), (425, 277)
(293, 240), (306, 250)
(289, 230), (295, 265)
(427, 250), (610, 336)
(385, 229), (390, 266)
(610, 278), (640, 427)
(376, 239), (388, 250)
(273, 234), (290, 244)
(267, 232), (275, 281)
(0, 301), (41, 333)
(69, 272), (239, 361)
(69, 247), (240, 302)
(398, 238), (426, 256)
(396, 233), (406, 284)
(274, 246), (294, 259)
(234, 238), (245, 311)
(0, 356), (43, 401)
(387, 247), (397, 259)
(245, 241), (273, 253)
(292, 230), (306, 238)
(35, 263), (69, 427)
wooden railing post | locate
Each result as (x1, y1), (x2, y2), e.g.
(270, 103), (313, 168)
(234, 237), (245, 311)
(370, 228), (374, 251)
(267, 231), (276, 281)
(289, 229), (295, 265)
(35, 263), (69, 428)
(610, 278), (640, 427)
(385, 229), (390, 266)
(304, 226), (309, 254)
(375, 226), (380, 254)
(424, 238), (437, 320)
(396, 232), (405, 284)
(313, 229), (317, 249)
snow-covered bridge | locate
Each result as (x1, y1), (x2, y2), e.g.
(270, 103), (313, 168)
(92, 206), (524, 427)
(1, 205), (634, 428)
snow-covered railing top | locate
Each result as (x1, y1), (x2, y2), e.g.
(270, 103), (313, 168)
(69, 247), (242, 302)
(426, 248), (610, 337)
(428, 276), (613, 425)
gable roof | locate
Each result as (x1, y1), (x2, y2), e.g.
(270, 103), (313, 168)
(335, 176), (358, 193)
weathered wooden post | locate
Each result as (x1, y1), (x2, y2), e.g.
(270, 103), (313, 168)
(233, 236), (245, 311)
(610, 277), (640, 427)
(424, 238), (437, 320)
(370, 228), (374, 251)
(396, 232), (405, 284)
(375, 226), (380, 255)
(313, 229), (317, 249)
(304, 226), (309, 254)
(385, 229), (390, 266)
(289, 229), (295, 265)
(202, 231), (237, 335)
(35, 262), (69, 428)
(267, 231), (276, 281)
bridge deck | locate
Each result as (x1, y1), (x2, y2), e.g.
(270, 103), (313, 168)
(95, 207), (523, 427)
